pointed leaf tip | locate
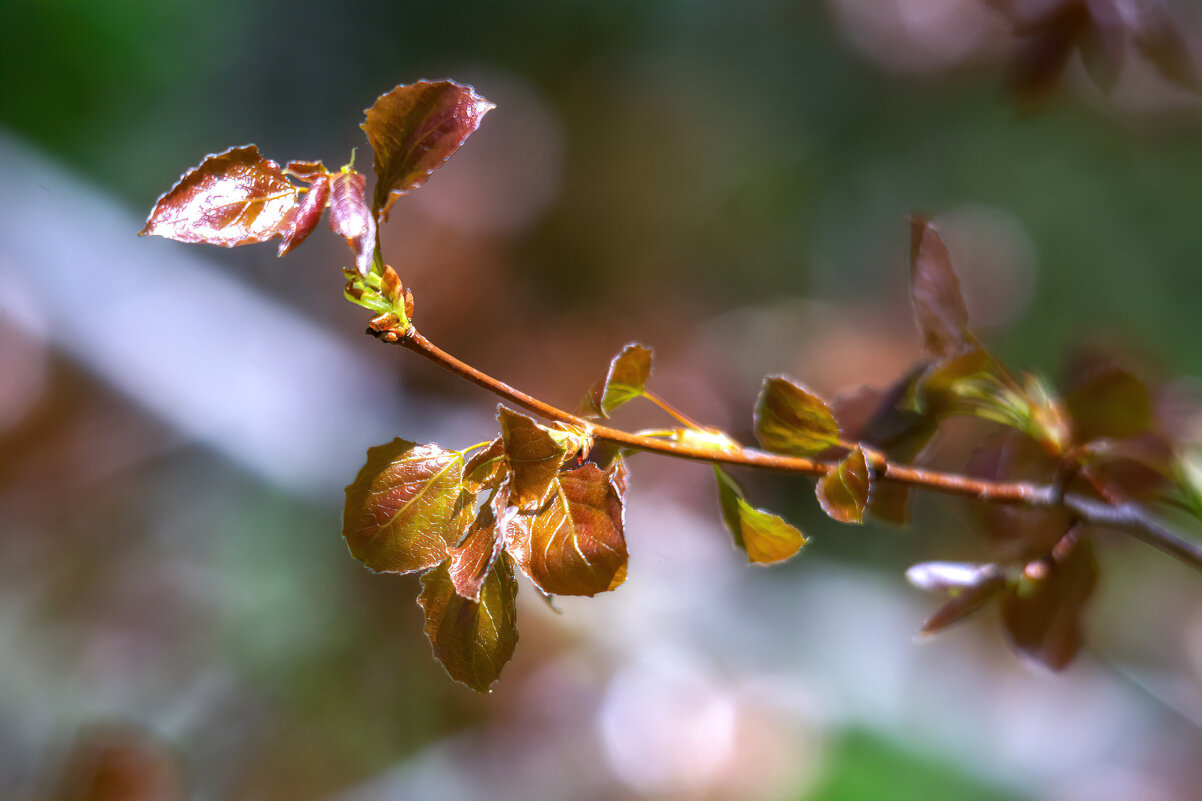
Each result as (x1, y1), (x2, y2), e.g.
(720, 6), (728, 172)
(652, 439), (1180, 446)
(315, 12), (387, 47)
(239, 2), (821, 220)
(582, 343), (653, 418)
(816, 446), (871, 524)
(754, 376), (841, 457)
(361, 80), (494, 221)
(909, 216), (970, 358)
(142, 145), (299, 247)
(714, 466), (806, 564)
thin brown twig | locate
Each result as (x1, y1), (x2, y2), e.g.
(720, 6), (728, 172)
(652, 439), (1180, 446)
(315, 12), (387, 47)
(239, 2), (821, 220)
(374, 325), (1202, 574)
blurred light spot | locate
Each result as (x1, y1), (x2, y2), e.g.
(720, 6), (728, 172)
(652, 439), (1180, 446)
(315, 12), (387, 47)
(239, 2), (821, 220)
(830, 0), (1004, 72)
(0, 273), (49, 432)
(413, 71), (564, 234)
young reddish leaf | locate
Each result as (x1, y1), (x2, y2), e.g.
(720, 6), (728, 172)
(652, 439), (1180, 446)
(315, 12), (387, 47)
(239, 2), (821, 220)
(714, 466), (807, 564)
(448, 502), (503, 601)
(816, 446), (871, 524)
(925, 578), (1007, 634)
(1078, 0), (1126, 94)
(754, 375), (841, 456)
(329, 169), (377, 275)
(498, 406), (569, 509)
(342, 438), (465, 574)
(418, 553), (518, 693)
(501, 463), (628, 596)
(906, 561), (1007, 633)
(581, 343), (653, 418)
(909, 216), (970, 358)
(1064, 364), (1152, 442)
(465, 437), (507, 492)
(1001, 532), (1098, 671)
(278, 174), (330, 257)
(284, 160), (329, 181)
(140, 145), (299, 247)
(361, 80), (495, 220)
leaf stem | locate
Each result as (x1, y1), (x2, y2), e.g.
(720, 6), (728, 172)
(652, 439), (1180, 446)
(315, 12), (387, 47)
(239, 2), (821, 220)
(373, 324), (1202, 575)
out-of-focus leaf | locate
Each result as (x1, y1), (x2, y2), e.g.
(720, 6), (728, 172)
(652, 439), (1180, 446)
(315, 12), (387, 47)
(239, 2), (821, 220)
(1078, 0), (1126, 94)
(1064, 364), (1152, 442)
(1006, 2), (1091, 102)
(1175, 449), (1202, 521)
(907, 561), (1008, 633)
(278, 174), (329, 257)
(816, 446), (871, 524)
(755, 375), (841, 456)
(714, 466), (807, 564)
(909, 216), (970, 358)
(1020, 372), (1071, 455)
(1001, 532), (1097, 671)
(448, 502), (503, 601)
(342, 438), (465, 573)
(361, 80), (495, 220)
(1133, 0), (1202, 90)
(502, 463), (627, 596)
(140, 145), (298, 247)
(58, 723), (184, 801)
(581, 343), (653, 418)
(418, 553), (518, 693)
(498, 406), (569, 509)
(329, 169), (377, 275)
(465, 437), (507, 491)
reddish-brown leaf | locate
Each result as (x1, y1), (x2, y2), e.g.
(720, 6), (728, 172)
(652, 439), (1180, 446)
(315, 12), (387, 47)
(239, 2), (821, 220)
(329, 169), (377, 275)
(1133, 1), (1202, 90)
(448, 502), (503, 601)
(498, 406), (568, 509)
(465, 437), (507, 492)
(140, 145), (299, 247)
(754, 375), (841, 456)
(581, 343), (653, 418)
(284, 159), (329, 181)
(1001, 532), (1098, 670)
(1078, 0), (1127, 94)
(419, 553), (518, 693)
(909, 216), (970, 358)
(906, 561), (1008, 634)
(342, 438), (465, 574)
(816, 446), (871, 524)
(714, 466), (807, 564)
(501, 463), (628, 596)
(278, 174), (330, 257)
(1064, 362), (1152, 442)
(361, 80), (495, 220)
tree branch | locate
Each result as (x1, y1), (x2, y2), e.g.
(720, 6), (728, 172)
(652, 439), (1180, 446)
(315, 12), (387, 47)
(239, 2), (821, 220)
(372, 324), (1202, 575)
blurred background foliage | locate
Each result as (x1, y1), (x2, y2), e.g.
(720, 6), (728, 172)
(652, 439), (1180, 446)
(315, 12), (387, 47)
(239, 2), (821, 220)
(1, 1), (1200, 799)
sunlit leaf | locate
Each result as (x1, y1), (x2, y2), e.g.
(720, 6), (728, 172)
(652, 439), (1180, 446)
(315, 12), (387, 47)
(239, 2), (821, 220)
(448, 501), (503, 601)
(714, 466), (807, 564)
(361, 80), (495, 220)
(329, 169), (377, 275)
(816, 446), (871, 524)
(498, 406), (569, 509)
(581, 343), (653, 418)
(501, 463), (627, 596)
(754, 375), (841, 456)
(1001, 532), (1097, 671)
(418, 553), (518, 693)
(278, 174), (329, 257)
(140, 144), (299, 247)
(342, 438), (465, 573)
(909, 216), (970, 358)
(465, 437), (507, 492)
(906, 561), (1008, 635)
(674, 426), (741, 454)
(285, 160), (329, 181)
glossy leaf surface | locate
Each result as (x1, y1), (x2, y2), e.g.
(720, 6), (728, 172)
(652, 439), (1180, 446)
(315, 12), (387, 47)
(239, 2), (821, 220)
(343, 438), (465, 573)
(278, 174), (329, 257)
(465, 437), (507, 491)
(909, 216), (970, 358)
(714, 466), (806, 564)
(1001, 534), (1097, 671)
(329, 169), (377, 275)
(498, 406), (568, 509)
(755, 375), (841, 456)
(361, 80), (494, 220)
(582, 343), (653, 418)
(502, 463), (627, 596)
(141, 145), (299, 247)
(816, 446), (870, 524)
(448, 502), (503, 601)
(419, 554), (518, 693)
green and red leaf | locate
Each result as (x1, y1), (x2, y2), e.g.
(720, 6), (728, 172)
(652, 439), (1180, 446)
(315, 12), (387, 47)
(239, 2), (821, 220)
(328, 169), (377, 275)
(140, 145), (299, 247)
(581, 343), (653, 418)
(278, 174), (329, 257)
(816, 446), (871, 524)
(342, 438), (466, 574)
(361, 80), (495, 220)
(754, 375), (841, 457)
(498, 407), (569, 509)
(448, 501), (503, 602)
(501, 463), (628, 596)
(418, 553), (518, 693)
(714, 466), (807, 565)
